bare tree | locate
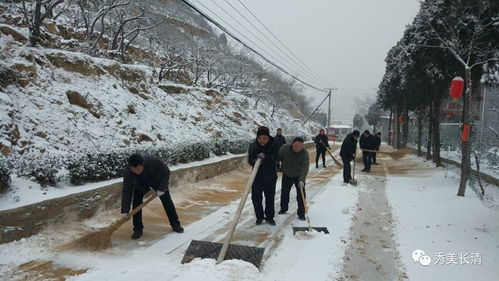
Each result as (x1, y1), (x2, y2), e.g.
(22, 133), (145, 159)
(419, 1), (498, 196)
(77, 0), (130, 35)
(20, 0), (64, 46)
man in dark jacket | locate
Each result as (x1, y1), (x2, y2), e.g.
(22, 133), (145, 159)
(373, 132), (382, 165)
(248, 126), (279, 225)
(359, 130), (377, 172)
(121, 154), (183, 239)
(278, 137), (309, 220)
(274, 128), (286, 170)
(340, 130), (360, 183)
(314, 129), (329, 168)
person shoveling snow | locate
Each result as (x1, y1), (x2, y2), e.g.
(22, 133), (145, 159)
(62, 154), (184, 251)
(277, 137), (310, 221)
(121, 154), (184, 239)
(340, 130), (360, 185)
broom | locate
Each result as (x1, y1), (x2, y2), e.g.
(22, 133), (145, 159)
(61, 190), (157, 251)
(361, 147), (412, 160)
(320, 141), (344, 168)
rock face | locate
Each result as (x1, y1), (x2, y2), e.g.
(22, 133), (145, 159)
(0, 155), (246, 244)
(66, 90), (101, 118)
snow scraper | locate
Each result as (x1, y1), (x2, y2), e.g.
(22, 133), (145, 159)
(361, 148), (412, 160)
(321, 142), (343, 168)
(181, 159), (265, 268)
(292, 185), (329, 235)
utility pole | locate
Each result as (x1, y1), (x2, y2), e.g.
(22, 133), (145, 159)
(327, 89), (331, 128)
(325, 88), (336, 128)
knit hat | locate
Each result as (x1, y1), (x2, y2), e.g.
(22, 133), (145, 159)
(256, 126), (270, 137)
(352, 130), (360, 137)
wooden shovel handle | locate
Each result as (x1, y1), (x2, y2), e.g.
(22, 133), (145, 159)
(299, 185), (312, 232)
(126, 189), (157, 219)
(217, 158), (262, 264)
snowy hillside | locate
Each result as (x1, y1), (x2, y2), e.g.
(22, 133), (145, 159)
(0, 3), (319, 156)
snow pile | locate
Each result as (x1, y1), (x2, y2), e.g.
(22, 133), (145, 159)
(172, 259), (262, 281)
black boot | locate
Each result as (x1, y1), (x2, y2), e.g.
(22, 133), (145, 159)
(172, 224), (184, 233)
(131, 229), (143, 239)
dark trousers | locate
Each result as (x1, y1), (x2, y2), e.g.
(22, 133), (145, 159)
(132, 188), (180, 231)
(315, 150), (326, 167)
(280, 174), (306, 217)
(373, 152), (377, 164)
(341, 156), (352, 183)
(251, 179), (276, 220)
(362, 151), (373, 171)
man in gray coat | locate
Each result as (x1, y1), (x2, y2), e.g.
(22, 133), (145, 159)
(277, 137), (310, 220)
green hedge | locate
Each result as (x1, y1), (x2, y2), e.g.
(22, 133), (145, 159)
(7, 136), (308, 186)
(67, 138), (252, 185)
(0, 156), (10, 191)
(11, 153), (62, 186)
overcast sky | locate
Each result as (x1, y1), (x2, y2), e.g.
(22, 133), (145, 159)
(195, 0), (420, 125)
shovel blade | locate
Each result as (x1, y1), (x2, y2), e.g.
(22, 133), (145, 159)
(181, 240), (265, 268)
(349, 179), (358, 186)
(292, 227), (329, 235)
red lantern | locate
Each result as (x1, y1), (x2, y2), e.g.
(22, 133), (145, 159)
(450, 77), (464, 101)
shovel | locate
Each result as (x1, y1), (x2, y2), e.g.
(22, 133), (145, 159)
(349, 154), (358, 186)
(320, 141), (344, 168)
(181, 159), (265, 268)
(292, 185), (329, 234)
(63, 189), (157, 251)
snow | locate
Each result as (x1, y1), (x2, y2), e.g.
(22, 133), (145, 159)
(386, 155), (499, 280)
(442, 149), (499, 179)
(0, 150), (498, 280)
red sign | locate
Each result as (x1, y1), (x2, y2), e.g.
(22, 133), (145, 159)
(461, 124), (471, 142)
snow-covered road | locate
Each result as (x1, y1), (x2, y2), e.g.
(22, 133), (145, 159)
(1, 148), (498, 281)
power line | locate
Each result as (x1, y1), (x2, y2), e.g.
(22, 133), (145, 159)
(193, 0), (306, 83)
(204, 0), (311, 84)
(178, 0), (328, 93)
(191, 1), (301, 82)
(237, 0), (332, 87)
(221, 0), (327, 87)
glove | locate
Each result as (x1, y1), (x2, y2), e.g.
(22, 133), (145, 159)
(121, 213), (129, 220)
(256, 153), (265, 160)
(156, 190), (165, 197)
(297, 181), (305, 189)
